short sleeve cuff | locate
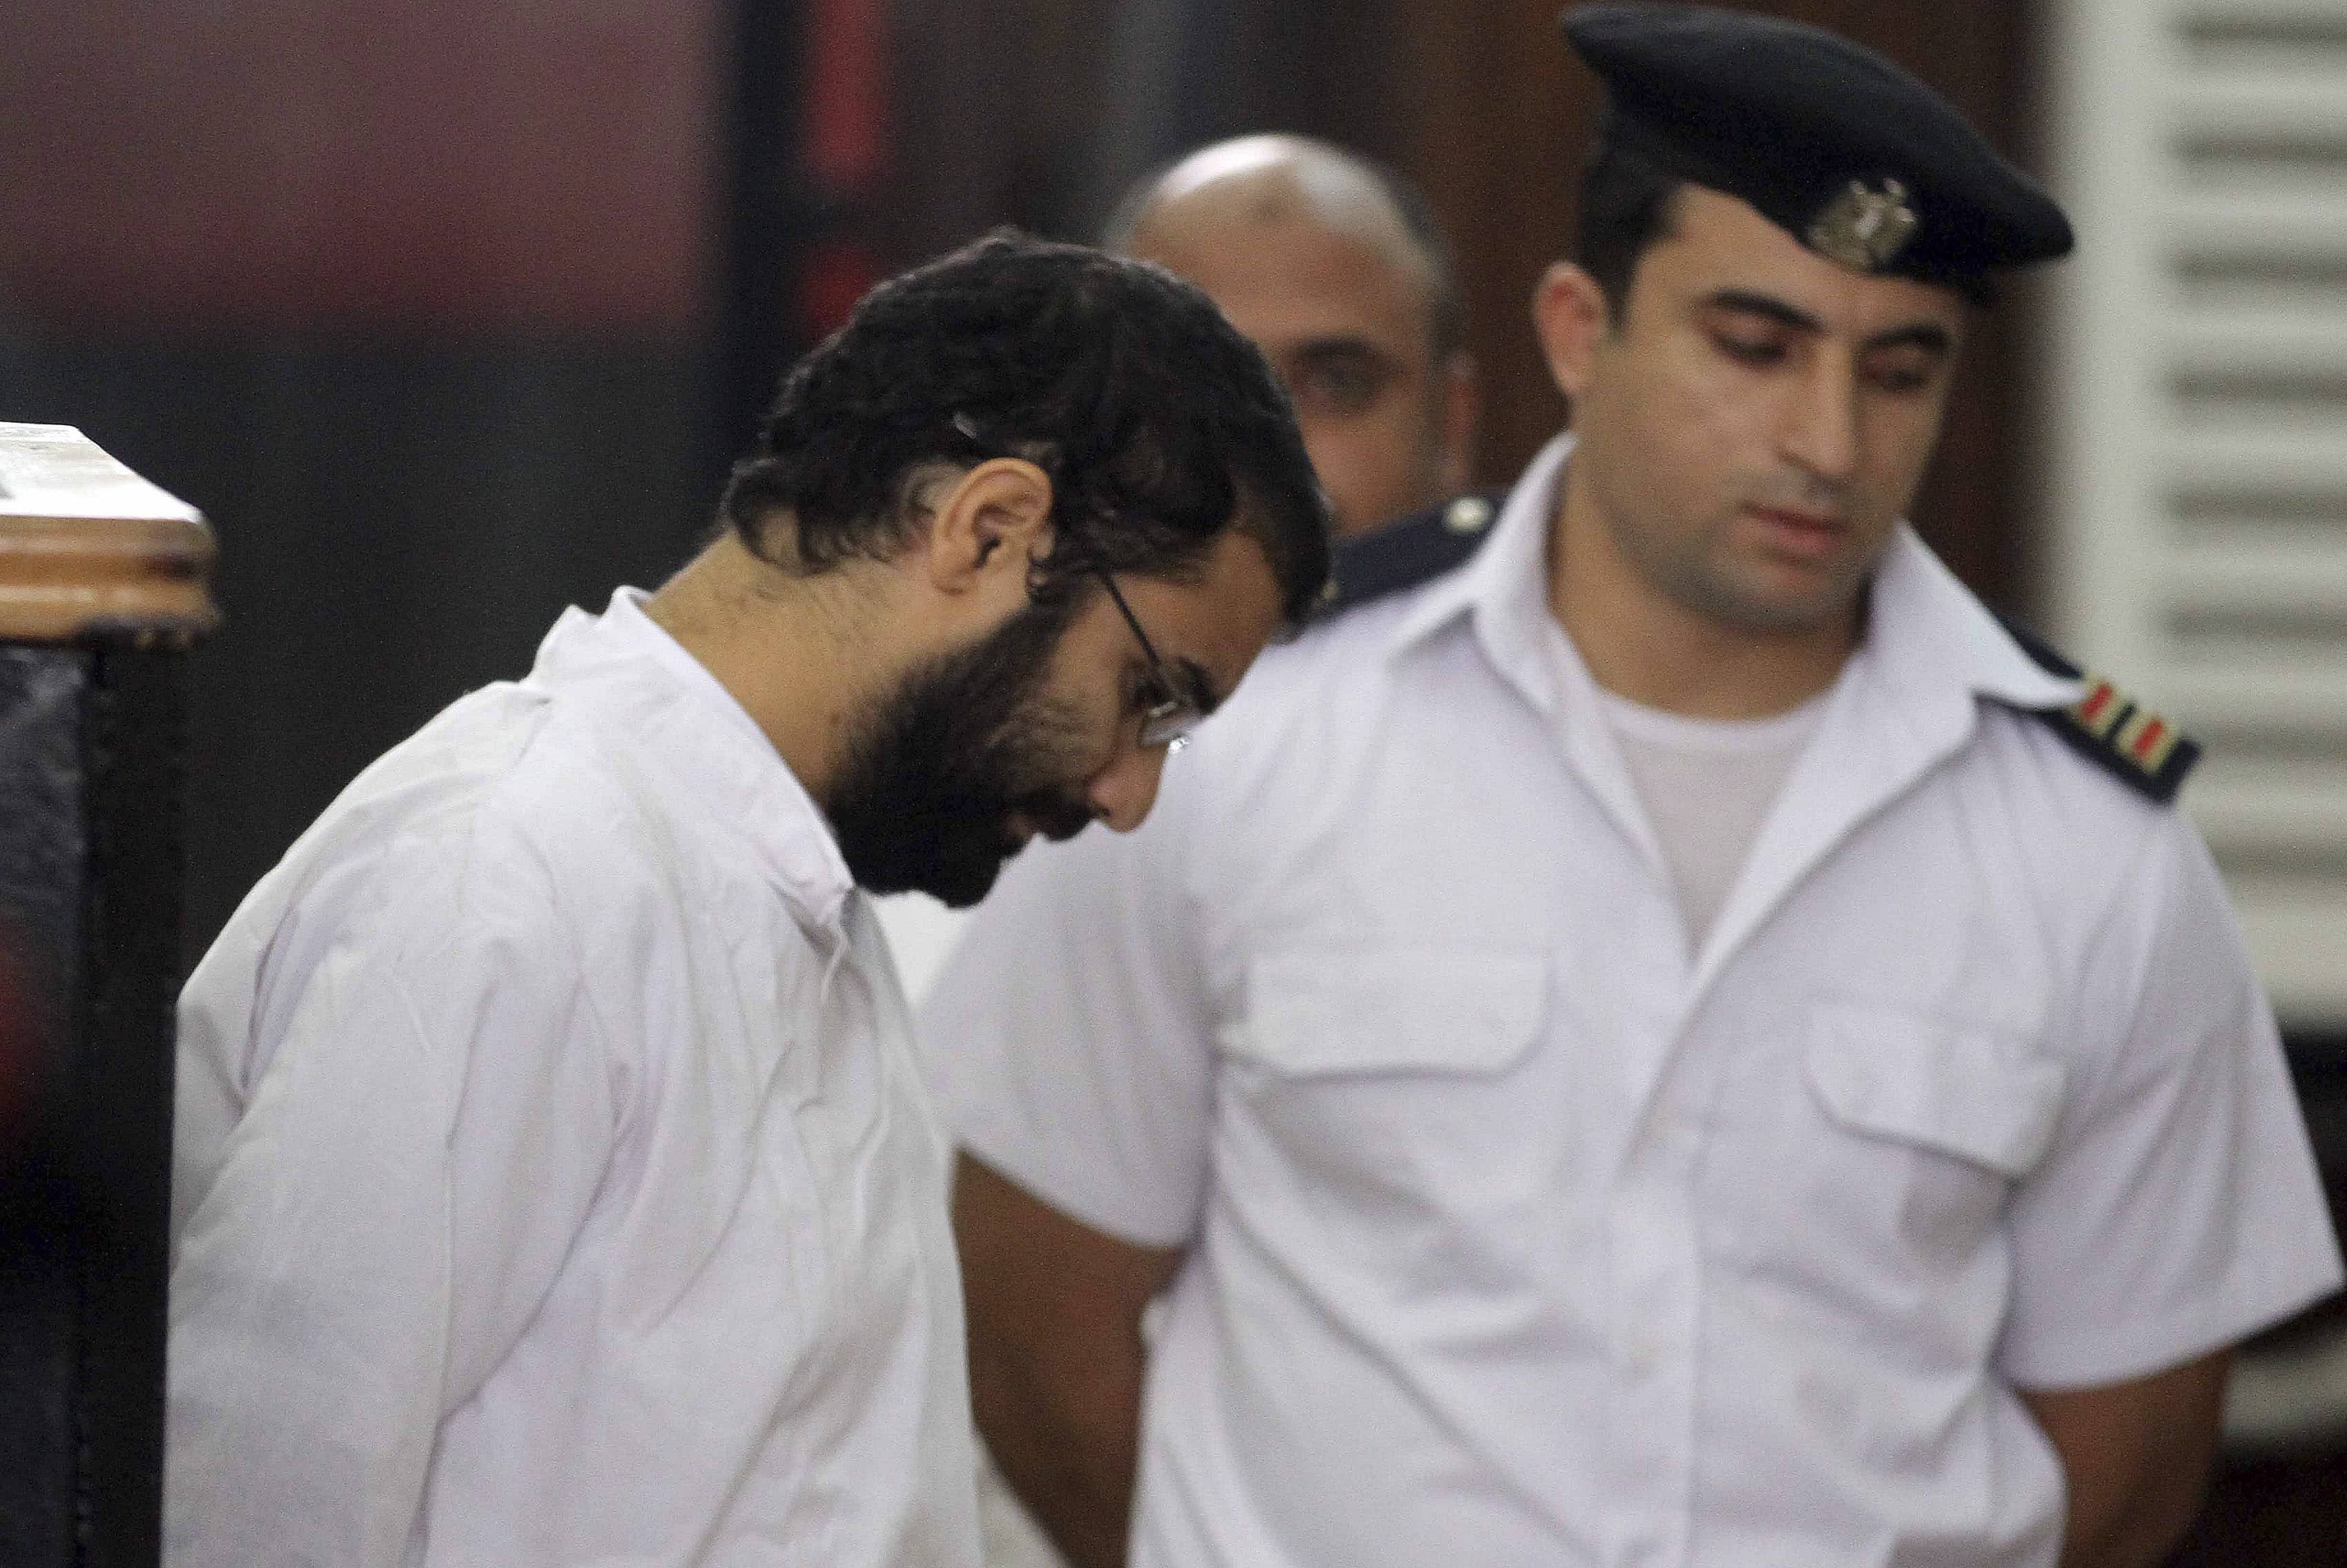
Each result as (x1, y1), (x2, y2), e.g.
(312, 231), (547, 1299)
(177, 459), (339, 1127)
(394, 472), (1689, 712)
(2001, 1250), (2345, 1391)
(955, 1115), (1199, 1252)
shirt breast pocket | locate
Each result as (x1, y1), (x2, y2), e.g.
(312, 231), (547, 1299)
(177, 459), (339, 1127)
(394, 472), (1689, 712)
(1798, 1000), (2067, 1261)
(1225, 950), (1549, 1229)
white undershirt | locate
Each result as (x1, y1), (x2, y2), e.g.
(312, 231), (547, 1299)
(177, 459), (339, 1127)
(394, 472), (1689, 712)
(1595, 685), (1829, 948)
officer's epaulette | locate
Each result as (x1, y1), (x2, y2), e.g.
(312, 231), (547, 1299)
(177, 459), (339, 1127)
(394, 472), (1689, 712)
(1312, 493), (1503, 620)
(1998, 618), (2201, 805)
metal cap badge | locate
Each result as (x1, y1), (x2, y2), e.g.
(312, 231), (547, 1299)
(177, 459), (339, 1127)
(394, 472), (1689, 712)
(1806, 178), (1921, 273)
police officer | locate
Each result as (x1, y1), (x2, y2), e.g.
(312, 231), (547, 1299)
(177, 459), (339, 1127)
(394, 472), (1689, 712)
(927, 10), (2343, 1568)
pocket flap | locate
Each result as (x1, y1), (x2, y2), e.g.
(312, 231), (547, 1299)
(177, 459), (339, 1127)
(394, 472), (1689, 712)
(1805, 1001), (2066, 1178)
(1238, 950), (1547, 1078)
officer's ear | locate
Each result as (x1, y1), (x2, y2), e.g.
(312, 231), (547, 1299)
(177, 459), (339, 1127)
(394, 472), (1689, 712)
(1532, 262), (1610, 403)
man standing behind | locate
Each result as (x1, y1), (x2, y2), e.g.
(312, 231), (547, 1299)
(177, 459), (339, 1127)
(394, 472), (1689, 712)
(927, 11), (2342, 1568)
(1105, 135), (1479, 544)
(164, 233), (1328, 1567)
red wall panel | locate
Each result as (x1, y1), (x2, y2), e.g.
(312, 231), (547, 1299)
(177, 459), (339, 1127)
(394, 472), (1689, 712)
(1, 1), (719, 331)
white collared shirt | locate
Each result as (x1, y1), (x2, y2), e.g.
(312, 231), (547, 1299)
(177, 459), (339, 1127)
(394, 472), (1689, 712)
(924, 436), (2342, 1568)
(168, 590), (980, 1568)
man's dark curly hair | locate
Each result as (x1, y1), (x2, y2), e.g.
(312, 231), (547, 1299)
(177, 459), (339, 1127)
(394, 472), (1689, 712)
(719, 231), (1332, 625)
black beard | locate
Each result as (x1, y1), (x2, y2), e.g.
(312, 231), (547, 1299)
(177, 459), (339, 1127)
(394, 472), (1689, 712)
(823, 599), (1099, 908)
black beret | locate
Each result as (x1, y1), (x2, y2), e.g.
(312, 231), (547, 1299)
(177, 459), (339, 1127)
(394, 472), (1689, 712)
(1561, 3), (2074, 290)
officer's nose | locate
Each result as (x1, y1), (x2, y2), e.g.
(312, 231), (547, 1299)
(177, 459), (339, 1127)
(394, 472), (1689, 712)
(1085, 741), (1169, 834)
(1780, 351), (1861, 483)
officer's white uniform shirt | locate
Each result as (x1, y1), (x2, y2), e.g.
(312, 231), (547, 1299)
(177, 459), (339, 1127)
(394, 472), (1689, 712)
(925, 435), (2343, 1568)
(169, 589), (981, 1568)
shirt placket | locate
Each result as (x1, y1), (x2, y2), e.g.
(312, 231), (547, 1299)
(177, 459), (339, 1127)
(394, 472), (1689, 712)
(1598, 986), (1704, 1568)
(1505, 619), (1699, 1565)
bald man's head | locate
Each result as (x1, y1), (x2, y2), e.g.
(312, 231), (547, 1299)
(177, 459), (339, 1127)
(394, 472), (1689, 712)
(1105, 136), (1478, 538)
(1107, 135), (1465, 360)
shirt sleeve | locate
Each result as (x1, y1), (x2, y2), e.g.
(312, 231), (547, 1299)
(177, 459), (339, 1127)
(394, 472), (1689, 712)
(165, 825), (617, 1568)
(919, 766), (1216, 1250)
(1998, 813), (2344, 1389)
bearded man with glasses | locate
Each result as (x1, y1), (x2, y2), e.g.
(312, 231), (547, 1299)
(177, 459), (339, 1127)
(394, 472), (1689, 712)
(164, 231), (1327, 1568)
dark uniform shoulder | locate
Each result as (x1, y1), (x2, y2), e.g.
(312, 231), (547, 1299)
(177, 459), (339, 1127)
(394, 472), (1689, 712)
(1996, 618), (2201, 804)
(1312, 493), (1502, 621)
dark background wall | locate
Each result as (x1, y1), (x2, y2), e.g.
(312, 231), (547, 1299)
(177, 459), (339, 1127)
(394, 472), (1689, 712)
(1, 1), (737, 961)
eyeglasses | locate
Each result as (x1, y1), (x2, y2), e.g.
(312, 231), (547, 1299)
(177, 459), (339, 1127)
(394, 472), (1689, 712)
(945, 412), (1207, 752)
(1095, 571), (1206, 753)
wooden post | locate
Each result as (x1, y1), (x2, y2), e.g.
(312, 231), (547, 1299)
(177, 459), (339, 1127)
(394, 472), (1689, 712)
(0, 424), (217, 1568)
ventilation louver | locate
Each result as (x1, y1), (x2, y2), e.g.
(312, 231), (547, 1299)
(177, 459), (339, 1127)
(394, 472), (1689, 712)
(2048, 0), (2347, 1030)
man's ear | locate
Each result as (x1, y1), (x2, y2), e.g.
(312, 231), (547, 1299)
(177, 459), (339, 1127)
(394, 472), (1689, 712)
(1531, 262), (1612, 404)
(919, 457), (1055, 596)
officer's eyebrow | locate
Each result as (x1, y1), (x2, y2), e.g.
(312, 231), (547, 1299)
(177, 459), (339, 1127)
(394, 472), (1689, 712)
(1702, 288), (1954, 356)
(1861, 321), (1956, 357)
(1703, 288), (1823, 333)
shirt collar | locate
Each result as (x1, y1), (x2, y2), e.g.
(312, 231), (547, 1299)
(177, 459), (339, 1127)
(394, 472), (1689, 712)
(530, 587), (857, 932)
(1387, 433), (1577, 714)
(1861, 527), (2083, 712)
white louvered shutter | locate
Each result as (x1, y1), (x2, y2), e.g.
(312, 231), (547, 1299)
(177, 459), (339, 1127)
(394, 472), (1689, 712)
(2046, 0), (2347, 1030)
